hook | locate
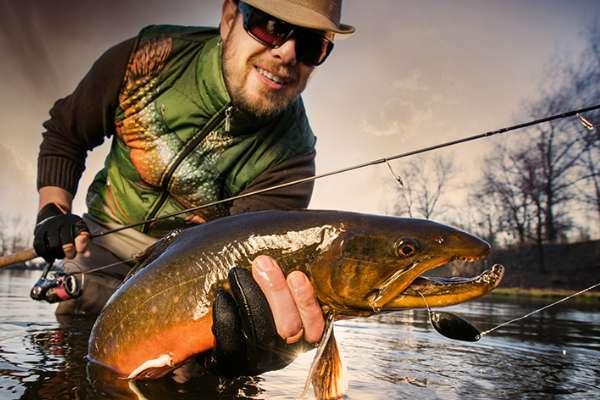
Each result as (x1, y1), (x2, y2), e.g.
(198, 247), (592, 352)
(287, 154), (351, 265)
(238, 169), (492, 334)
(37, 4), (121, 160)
(384, 158), (404, 188)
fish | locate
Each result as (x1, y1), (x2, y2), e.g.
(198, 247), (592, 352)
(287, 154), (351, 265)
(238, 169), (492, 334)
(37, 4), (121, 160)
(87, 209), (504, 399)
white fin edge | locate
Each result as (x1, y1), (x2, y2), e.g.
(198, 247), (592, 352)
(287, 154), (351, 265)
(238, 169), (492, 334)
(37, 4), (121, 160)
(127, 354), (173, 380)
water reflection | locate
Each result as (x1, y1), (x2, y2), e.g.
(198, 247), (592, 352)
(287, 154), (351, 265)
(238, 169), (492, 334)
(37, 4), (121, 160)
(1, 270), (599, 399)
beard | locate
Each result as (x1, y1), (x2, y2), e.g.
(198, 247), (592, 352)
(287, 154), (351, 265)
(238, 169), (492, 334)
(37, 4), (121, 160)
(221, 32), (306, 119)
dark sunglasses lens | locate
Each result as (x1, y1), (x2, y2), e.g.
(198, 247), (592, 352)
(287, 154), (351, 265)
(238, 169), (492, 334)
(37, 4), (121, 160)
(240, 3), (291, 47)
(295, 30), (334, 66)
(239, 2), (333, 66)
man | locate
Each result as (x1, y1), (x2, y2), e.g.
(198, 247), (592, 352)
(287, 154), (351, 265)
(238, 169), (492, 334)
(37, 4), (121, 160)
(33, 0), (354, 376)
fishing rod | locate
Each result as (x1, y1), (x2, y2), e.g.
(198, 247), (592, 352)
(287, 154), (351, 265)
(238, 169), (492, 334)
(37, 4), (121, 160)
(0, 103), (599, 269)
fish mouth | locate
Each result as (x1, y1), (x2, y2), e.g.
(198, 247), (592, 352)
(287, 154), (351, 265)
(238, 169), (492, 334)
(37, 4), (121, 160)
(382, 263), (505, 310)
(367, 245), (498, 311)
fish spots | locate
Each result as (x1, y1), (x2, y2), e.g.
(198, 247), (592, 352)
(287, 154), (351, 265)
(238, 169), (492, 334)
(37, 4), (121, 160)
(150, 305), (158, 314)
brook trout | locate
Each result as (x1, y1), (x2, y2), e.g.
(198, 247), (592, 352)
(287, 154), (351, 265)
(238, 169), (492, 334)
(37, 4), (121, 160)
(87, 210), (503, 398)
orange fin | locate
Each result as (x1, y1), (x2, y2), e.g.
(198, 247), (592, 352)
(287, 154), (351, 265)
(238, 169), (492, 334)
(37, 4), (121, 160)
(301, 314), (346, 399)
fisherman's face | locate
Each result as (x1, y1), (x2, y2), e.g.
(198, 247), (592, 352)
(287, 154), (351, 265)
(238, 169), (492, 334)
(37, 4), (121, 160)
(220, 0), (314, 118)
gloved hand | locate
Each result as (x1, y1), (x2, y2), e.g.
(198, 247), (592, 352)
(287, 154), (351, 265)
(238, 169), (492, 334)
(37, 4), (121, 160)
(33, 203), (89, 264)
(207, 267), (312, 377)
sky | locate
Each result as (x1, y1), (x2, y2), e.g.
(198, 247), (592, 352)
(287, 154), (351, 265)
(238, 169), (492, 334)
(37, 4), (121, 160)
(1, 0), (599, 236)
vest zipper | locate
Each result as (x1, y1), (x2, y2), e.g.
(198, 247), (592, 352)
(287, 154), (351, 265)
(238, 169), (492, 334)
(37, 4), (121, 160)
(224, 106), (233, 133)
(142, 104), (233, 233)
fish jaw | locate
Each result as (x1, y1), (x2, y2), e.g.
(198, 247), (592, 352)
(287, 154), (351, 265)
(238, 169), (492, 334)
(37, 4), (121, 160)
(385, 264), (505, 309)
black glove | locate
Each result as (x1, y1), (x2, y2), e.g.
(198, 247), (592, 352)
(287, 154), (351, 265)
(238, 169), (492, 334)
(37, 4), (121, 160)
(207, 267), (309, 377)
(33, 203), (89, 264)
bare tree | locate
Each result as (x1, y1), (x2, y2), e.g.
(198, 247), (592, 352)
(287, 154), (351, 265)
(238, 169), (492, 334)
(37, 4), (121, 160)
(0, 214), (30, 256)
(577, 144), (600, 220)
(390, 155), (456, 220)
(448, 190), (504, 247)
(479, 146), (533, 245)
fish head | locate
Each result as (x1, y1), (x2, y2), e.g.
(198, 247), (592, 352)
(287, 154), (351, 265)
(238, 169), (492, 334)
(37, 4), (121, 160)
(309, 216), (498, 315)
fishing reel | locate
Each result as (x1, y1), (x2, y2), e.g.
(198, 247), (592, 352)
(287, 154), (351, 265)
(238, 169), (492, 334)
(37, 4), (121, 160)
(30, 263), (82, 303)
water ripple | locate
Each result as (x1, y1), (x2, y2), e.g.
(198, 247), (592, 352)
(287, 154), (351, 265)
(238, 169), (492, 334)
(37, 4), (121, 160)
(1, 271), (599, 399)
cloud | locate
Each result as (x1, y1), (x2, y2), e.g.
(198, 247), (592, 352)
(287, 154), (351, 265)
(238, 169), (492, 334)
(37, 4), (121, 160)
(360, 97), (434, 139)
(360, 117), (400, 137)
(360, 69), (458, 140)
(392, 70), (429, 93)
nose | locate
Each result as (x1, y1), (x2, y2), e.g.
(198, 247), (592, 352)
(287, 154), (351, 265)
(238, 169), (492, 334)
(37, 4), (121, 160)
(270, 38), (297, 66)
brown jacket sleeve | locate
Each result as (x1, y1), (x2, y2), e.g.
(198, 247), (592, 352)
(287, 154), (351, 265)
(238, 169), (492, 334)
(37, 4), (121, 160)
(37, 38), (136, 195)
(229, 151), (316, 214)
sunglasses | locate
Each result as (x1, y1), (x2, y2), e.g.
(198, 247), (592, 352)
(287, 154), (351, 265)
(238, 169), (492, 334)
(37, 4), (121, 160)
(238, 2), (334, 66)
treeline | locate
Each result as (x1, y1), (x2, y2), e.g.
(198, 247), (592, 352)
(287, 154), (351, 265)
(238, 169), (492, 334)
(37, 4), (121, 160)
(389, 24), (600, 272)
(0, 214), (30, 256)
(473, 23), (600, 249)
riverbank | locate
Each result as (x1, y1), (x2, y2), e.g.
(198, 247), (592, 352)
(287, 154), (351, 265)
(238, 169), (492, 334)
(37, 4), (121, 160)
(490, 287), (600, 303)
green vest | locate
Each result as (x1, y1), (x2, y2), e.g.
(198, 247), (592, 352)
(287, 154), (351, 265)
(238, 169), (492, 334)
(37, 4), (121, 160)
(86, 25), (316, 237)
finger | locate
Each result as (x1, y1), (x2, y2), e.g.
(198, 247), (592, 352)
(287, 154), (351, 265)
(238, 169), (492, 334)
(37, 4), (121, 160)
(185, 214), (206, 224)
(75, 232), (91, 256)
(252, 255), (302, 340)
(62, 243), (76, 259)
(287, 271), (325, 343)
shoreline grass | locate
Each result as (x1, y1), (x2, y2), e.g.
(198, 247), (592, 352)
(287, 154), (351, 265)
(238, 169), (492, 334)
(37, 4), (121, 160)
(491, 287), (600, 302)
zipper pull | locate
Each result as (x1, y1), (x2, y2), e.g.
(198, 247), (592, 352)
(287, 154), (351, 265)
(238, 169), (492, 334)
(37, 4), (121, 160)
(224, 106), (233, 133)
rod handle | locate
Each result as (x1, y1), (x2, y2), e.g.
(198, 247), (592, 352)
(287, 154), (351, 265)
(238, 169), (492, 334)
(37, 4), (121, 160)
(0, 248), (38, 269)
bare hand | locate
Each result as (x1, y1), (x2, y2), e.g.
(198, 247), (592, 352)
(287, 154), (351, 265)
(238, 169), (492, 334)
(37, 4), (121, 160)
(251, 255), (325, 344)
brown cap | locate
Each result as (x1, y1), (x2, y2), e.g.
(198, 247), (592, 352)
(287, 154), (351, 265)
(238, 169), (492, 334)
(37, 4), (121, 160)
(242, 0), (355, 35)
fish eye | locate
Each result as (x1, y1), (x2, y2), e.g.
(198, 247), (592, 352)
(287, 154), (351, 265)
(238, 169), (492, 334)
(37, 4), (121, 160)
(395, 239), (418, 257)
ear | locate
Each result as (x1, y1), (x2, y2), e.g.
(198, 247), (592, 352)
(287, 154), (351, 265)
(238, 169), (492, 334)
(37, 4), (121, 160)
(220, 0), (238, 41)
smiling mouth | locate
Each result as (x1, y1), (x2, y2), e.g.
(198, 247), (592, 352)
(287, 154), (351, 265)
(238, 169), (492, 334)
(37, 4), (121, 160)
(255, 66), (292, 86)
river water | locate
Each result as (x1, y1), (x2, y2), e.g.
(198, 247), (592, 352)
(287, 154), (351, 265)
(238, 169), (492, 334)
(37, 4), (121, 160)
(0, 269), (598, 399)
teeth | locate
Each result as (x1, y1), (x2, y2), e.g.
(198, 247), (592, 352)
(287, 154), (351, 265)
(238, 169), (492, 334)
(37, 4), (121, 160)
(257, 67), (284, 84)
(456, 256), (480, 263)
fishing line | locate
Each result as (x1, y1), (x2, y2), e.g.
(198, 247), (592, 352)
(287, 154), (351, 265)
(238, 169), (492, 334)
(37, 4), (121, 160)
(65, 256), (139, 291)
(479, 281), (600, 337)
(89, 103), (600, 239)
(69, 257), (139, 276)
(416, 290), (481, 342)
(416, 290), (434, 325)
(414, 282), (600, 342)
